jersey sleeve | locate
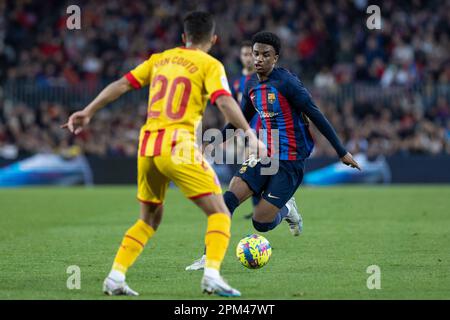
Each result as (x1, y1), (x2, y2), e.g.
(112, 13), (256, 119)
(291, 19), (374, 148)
(287, 75), (347, 158)
(124, 55), (156, 89)
(204, 60), (232, 104)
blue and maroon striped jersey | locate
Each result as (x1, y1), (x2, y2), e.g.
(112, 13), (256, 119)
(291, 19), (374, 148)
(239, 68), (347, 160)
(231, 74), (262, 132)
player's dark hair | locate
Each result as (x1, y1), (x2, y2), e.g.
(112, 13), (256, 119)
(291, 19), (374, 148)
(241, 40), (252, 48)
(183, 11), (216, 44)
(251, 31), (281, 55)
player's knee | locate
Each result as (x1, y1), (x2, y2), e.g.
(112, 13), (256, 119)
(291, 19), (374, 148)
(140, 203), (163, 230)
(229, 177), (253, 201)
(252, 219), (272, 232)
(192, 193), (230, 216)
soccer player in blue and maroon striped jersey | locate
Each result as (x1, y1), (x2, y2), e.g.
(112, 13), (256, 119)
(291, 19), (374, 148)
(185, 31), (360, 271)
(223, 31), (360, 233)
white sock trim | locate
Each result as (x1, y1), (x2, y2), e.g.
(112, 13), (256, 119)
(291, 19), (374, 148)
(108, 269), (126, 282)
(204, 267), (220, 279)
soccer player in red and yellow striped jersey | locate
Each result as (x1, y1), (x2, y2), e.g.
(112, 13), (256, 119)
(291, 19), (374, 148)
(62, 11), (264, 297)
(126, 45), (232, 159)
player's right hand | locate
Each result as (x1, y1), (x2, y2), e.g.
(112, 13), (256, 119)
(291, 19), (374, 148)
(246, 129), (267, 159)
(340, 152), (361, 171)
(256, 139), (267, 159)
(61, 110), (92, 135)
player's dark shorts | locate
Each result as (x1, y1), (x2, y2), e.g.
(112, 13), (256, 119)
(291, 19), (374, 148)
(235, 158), (305, 208)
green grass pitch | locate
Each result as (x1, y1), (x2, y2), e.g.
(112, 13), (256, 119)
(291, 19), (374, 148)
(0, 185), (449, 299)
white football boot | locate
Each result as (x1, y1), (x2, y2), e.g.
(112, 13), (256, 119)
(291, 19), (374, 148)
(284, 197), (303, 236)
(185, 254), (206, 271)
(201, 275), (241, 297)
(103, 277), (139, 296)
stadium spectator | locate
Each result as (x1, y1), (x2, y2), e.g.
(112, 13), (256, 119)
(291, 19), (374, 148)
(1, 0), (449, 86)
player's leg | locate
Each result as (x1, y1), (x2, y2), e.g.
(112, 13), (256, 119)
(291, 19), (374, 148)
(139, 201), (164, 229)
(185, 160), (267, 271)
(252, 197), (302, 235)
(189, 194), (239, 296)
(244, 195), (261, 219)
(157, 152), (240, 296)
(251, 160), (305, 234)
(103, 157), (169, 296)
(191, 193), (231, 273)
(223, 159), (270, 217)
(223, 176), (254, 216)
(110, 202), (162, 275)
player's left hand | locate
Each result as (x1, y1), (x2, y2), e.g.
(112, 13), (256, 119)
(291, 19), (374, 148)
(61, 110), (92, 135)
(340, 152), (361, 171)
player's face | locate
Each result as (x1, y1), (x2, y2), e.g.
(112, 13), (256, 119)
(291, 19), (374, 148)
(252, 43), (278, 75)
(240, 46), (254, 70)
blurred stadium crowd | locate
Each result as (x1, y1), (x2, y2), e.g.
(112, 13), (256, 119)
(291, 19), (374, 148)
(0, 0), (449, 159)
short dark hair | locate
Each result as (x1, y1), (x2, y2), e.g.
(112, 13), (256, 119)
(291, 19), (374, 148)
(183, 11), (215, 44)
(251, 31), (281, 55)
(241, 40), (253, 49)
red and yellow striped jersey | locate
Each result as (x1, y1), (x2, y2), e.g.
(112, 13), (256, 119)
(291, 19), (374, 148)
(125, 47), (232, 157)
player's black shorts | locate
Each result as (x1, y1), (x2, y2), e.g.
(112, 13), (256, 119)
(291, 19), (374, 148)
(235, 158), (305, 208)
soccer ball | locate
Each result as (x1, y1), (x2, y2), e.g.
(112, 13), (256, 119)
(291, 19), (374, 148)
(236, 234), (272, 269)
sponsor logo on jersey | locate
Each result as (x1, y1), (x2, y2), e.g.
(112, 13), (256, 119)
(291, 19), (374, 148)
(259, 111), (279, 118)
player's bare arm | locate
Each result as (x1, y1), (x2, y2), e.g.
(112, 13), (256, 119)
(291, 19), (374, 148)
(61, 76), (134, 134)
(215, 95), (267, 157)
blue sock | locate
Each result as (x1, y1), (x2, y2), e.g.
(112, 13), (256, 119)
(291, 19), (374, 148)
(278, 205), (289, 220)
(223, 191), (240, 217)
(252, 206), (289, 232)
